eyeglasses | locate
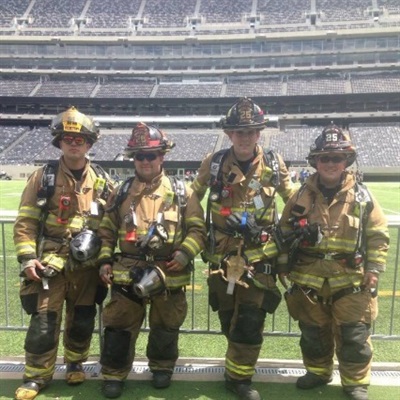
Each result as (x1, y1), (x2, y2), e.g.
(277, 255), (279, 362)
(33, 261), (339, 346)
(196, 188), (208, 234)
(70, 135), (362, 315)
(135, 153), (158, 162)
(318, 155), (346, 164)
(61, 135), (86, 146)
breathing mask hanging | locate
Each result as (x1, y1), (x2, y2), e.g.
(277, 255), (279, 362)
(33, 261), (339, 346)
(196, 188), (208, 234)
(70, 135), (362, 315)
(129, 265), (166, 298)
(70, 228), (101, 262)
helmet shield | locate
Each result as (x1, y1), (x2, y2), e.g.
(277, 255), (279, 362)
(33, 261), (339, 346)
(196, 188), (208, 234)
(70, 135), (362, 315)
(307, 124), (356, 168)
(70, 229), (101, 262)
(130, 265), (166, 298)
(125, 122), (174, 157)
(220, 97), (267, 131)
(51, 106), (100, 149)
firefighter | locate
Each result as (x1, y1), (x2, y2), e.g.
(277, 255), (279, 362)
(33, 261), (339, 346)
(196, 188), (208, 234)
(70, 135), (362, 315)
(97, 123), (206, 398)
(14, 107), (113, 400)
(191, 97), (294, 400)
(278, 124), (389, 400)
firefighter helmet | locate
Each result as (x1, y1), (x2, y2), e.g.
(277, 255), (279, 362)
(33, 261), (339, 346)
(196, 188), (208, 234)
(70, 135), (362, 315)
(220, 97), (267, 131)
(307, 123), (356, 168)
(50, 106), (99, 149)
(125, 122), (174, 157)
(70, 229), (101, 262)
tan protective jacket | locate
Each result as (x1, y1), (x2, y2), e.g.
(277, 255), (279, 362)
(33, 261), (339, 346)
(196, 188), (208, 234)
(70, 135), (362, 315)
(97, 171), (206, 288)
(192, 144), (293, 265)
(279, 172), (389, 290)
(14, 157), (111, 270)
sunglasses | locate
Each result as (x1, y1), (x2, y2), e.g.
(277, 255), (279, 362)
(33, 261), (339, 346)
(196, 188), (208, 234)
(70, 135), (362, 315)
(62, 135), (86, 146)
(135, 153), (158, 162)
(318, 155), (346, 164)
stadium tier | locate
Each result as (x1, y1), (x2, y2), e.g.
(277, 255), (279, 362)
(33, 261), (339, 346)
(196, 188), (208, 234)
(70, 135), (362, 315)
(0, 125), (399, 169)
(0, 0), (399, 179)
(0, 0), (399, 34)
(1, 73), (400, 98)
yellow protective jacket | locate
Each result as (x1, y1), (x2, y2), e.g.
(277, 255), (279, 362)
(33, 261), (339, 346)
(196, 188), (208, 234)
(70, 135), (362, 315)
(192, 144), (294, 265)
(278, 172), (389, 290)
(14, 157), (112, 270)
(97, 171), (206, 288)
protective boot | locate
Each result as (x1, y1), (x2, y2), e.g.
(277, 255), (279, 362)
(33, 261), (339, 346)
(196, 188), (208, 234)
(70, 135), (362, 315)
(66, 362), (85, 385)
(101, 380), (124, 399)
(343, 385), (368, 400)
(296, 372), (332, 389)
(225, 375), (261, 400)
(152, 371), (172, 389)
(15, 381), (41, 400)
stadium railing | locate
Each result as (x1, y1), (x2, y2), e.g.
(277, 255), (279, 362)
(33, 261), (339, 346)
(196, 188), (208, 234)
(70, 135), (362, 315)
(0, 216), (399, 342)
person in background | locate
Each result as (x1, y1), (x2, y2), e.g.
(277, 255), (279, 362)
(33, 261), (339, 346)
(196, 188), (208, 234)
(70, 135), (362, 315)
(278, 124), (389, 400)
(192, 97), (294, 400)
(14, 107), (113, 400)
(97, 123), (206, 399)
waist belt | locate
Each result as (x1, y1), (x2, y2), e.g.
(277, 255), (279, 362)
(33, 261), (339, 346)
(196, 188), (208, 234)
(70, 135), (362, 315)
(209, 258), (273, 274)
(213, 224), (243, 238)
(299, 250), (351, 261)
(43, 235), (69, 244)
(253, 261), (273, 274)
(118, 252), (171, 262)
(114, 282), (183, 299)
(292, 283), (376, 304)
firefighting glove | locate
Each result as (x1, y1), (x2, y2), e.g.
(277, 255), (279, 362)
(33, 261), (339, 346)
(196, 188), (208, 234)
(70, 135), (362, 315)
(39, 266), (59, 278)
(137, 223), (169, 250)
(302, 223), (323, 246)
(243, 214), (263, 244)
(225, 212), (244, 234)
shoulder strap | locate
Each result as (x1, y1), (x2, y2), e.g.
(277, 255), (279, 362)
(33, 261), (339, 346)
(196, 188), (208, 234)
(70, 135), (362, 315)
(354, 182), (374, 258)
(262, 148), (280, 189)
(106, 176), (134, 212)
(209, 149), (229, 186)
(90, 162), (111, 200)
(37, 161), (59, 209)
(168, 175), (187, 238)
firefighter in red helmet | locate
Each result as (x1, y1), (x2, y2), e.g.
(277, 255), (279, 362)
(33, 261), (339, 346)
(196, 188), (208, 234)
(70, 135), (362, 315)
(97, 122), (205, 398)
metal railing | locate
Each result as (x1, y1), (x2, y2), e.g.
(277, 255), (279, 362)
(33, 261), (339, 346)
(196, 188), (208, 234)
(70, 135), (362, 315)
(1, 217), (399, 341)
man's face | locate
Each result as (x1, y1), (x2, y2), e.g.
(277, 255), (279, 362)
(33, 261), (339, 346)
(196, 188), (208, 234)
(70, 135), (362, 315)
(316, 153), (347, 187)
(227, 128), (260, 161)
(134, 151), (163, 182)
(59, 134), (91, 162)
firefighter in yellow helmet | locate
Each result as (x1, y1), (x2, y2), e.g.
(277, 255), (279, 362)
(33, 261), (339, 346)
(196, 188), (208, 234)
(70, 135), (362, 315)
(14, 107), (113, 400)
(97, 123), (206, 398)
(278, 124), (389, 400)
(191, 98), (294, 400)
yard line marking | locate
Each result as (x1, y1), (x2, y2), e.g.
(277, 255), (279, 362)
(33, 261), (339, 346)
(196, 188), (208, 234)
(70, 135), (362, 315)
(382, 208), (400, 215)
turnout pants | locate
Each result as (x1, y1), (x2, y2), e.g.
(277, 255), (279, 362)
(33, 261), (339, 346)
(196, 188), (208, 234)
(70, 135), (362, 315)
(19, 268), (101, 386)
(100, 287), (187, 381)
(208, 271), (280, 382)
(285, 282), (378, 387)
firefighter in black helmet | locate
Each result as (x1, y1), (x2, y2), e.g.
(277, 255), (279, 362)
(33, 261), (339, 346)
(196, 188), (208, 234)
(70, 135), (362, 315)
(192, 98), (294, 400)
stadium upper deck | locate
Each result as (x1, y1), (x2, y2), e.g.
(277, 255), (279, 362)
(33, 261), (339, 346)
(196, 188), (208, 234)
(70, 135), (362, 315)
(0, 0), (399, 174)
(0, 0), (399, 36)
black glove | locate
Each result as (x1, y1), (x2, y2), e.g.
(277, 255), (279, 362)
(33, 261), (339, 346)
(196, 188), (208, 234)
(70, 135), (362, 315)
(244, 214), (262, 243)
(226, 212), (245, 233)
(302, 223), (323, 246)
(136, 223), (169, 250)
(38, 266), (59, 278)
